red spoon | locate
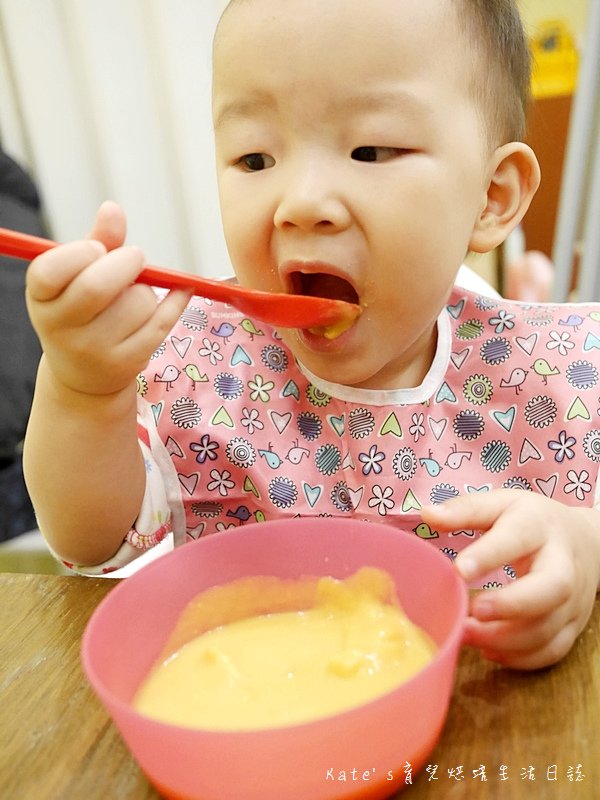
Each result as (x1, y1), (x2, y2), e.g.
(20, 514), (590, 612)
(0, 227), (361, 333)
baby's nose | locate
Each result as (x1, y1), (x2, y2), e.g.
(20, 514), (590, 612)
(273, 163), (351, 232)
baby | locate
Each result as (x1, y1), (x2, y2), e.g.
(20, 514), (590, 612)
(24, 0), (600, 670)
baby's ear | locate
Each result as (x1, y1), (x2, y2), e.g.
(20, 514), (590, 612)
(469, 142), (540, 253)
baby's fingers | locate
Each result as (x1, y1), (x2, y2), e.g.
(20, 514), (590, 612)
(455, 514), (545, 583)
(423, 491), (548, 582)
(87, 200), (127, 251)
(422, 488), (517, 532)
(116, 287), (194, 364)
(26, 240), (106, 302)
(470, 551), (571, 622)
(465, 616), (579, 670)
(58, 245), (147, 324)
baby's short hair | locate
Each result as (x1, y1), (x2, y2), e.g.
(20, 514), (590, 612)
(217, 0), (531, 145)
(457, 0), (531, 144)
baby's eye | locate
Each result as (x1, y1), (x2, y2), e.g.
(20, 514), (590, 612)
(351, 146), (406, 162)
(238, 153), (275, 171)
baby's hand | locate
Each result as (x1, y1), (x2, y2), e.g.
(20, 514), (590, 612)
(26, 202), (192, 396)
(422, 490), (600, 669)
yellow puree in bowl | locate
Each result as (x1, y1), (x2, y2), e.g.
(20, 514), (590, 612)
(133, 568), (436, 730)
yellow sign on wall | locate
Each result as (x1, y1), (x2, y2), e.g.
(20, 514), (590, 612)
(530, 21), (579, 98)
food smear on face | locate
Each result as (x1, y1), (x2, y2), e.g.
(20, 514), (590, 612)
(132, 567), (436, 730)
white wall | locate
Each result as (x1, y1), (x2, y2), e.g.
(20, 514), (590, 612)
(0, 0), (231, 276)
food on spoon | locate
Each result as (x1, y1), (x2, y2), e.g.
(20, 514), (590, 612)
(308, 315), (357, 339)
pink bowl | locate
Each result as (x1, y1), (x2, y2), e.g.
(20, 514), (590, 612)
(82, 518), (467, 800)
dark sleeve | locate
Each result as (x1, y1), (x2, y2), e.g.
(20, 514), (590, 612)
(0, 150), (45, 458)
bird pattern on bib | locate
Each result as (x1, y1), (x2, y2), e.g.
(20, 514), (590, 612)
(128, 286), (600, 587)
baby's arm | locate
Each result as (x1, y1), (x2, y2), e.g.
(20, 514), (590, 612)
(422, 490), (600, 670)
(23, 203), (192, 566)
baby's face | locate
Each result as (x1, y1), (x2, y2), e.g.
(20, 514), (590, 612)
(213, 0), (494, 390)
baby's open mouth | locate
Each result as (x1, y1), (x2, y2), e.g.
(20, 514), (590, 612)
(289, 270), (360, 339)
(290, 271), (359, 305)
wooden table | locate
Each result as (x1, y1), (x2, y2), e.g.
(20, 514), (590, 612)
(0, 573), (598, 800)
